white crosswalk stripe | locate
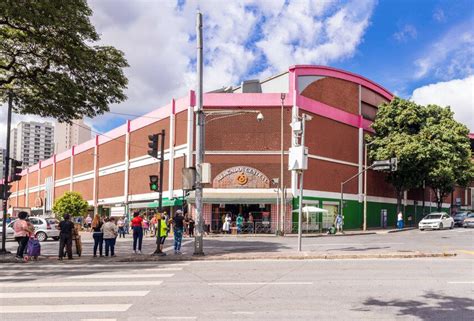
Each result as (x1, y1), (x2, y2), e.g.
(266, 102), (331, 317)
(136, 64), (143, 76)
(0, 261), (185, 318)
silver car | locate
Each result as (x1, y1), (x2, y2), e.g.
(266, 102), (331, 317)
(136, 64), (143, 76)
(0, 217), (60, 242)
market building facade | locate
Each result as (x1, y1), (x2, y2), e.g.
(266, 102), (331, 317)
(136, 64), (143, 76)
(7, 65), (474, 232)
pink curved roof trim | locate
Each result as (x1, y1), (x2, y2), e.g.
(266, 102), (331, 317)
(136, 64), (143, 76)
(469, 133), (474, 139)
(203, 93), (292, 107)
(290, 65), (393, 100)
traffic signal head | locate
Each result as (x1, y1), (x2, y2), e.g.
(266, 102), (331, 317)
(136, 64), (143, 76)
(149, 175), (159, 192)
(148, 134), (159, 158)
(0, 183), (12, 200)
(10, 159), (23, 182)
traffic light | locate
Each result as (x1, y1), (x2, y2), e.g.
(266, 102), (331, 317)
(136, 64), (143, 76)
(148, 134), (159, 158)
(10, 159), (22, 182)
(0, 183), (12, 200)
(149, 175), (159, 192)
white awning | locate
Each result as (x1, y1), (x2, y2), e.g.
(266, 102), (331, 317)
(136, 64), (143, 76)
(187, 189), (293, 204)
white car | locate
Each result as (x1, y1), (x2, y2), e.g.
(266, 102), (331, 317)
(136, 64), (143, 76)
(419, 212), (454, 231)
(0, 217), (60, 241)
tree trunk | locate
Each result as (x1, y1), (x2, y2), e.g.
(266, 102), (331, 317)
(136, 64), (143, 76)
(396, 189), (403, 214)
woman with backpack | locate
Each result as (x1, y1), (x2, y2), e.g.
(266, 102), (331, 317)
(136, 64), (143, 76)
(91, 214), (104, 257)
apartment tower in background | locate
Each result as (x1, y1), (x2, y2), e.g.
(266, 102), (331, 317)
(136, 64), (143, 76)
(54, 119), (91, 154)
(10, 121), (54, 167)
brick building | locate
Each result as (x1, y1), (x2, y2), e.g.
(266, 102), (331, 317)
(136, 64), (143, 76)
(7, 65), (474, 232)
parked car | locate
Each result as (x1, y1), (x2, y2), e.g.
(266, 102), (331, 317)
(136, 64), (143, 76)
(0, 217), (60, 241)
(418, 212), (454, 231)
(463, 213), (474, 228)
(453, 212), (471, 227)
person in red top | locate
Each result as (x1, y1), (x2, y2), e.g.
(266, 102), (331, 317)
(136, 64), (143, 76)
(131, 212), (143, 254)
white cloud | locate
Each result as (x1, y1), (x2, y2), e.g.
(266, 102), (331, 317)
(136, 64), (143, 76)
(1, 0), (377, 146)
(414, 19), (474, 79)
(411, 75), (474, 131)
(432, 8), (446, 23)
(393, 24), (417, 42)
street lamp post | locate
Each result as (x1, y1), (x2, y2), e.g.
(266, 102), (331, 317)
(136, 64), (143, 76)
(363, 140), (375, 231)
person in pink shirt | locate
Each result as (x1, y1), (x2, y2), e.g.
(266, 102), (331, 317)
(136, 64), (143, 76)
(13, 211), (31, 260)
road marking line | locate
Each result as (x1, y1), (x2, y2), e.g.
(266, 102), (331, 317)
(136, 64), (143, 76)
(2, 263), (190, 269)
(81, 319), (117, 321)
(208, 282), (313, 286)
(0, 291), (149, 299)
(0, 304), (132, 313)
(448, 281), (474, 284)
(163, 239), (193, 253)
(68, 273), (174, 279)
(232, 311), (255, 315)
(0, 280), (163, 288)
(0, 267), (183, 276)
(457, 250), (474, 255)
(156, 317), (197, 320)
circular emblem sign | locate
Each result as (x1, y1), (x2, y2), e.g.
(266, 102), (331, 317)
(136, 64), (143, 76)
(236, 172), (248, 185)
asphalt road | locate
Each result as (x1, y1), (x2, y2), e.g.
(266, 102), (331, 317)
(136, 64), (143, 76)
(0, 256), (472, 320)
(0, 228), (472, 320)
(4, 227), (473, 258)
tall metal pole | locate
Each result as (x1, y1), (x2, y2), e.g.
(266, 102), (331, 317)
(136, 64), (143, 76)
(363, 143), (368, 231)
(158, 129), (165, 213)
(194, 11), (204, 255)
(279, 93), (285, 235)
(1, 92), (13, 254)
(297, 116), (306, 252)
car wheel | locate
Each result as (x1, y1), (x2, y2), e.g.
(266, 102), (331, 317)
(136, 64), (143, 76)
(439, 223), (443, 230)
(52, 237), (59, 241)
(36, 231), (47, 242)
(419, 229), (424, 231)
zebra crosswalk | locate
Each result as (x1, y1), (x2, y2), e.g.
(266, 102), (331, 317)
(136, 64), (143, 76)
(0, 261), (185, 320)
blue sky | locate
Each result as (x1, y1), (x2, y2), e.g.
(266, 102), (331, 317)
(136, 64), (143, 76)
(1, 0), (472, 146)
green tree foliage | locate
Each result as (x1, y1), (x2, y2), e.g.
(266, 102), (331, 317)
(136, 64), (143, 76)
(0, 0), (128, 122)
(369, 97), (473, 212)
(368, 97), (428, 212)
(420, 104), (473, 210)
(52, 191), (89, 220)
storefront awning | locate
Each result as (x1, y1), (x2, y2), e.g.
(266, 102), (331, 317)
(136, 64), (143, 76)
(186, 189), (293, 204)
(128, 198), (183, 209)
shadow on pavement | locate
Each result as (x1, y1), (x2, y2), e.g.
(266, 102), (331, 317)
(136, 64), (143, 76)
(361, 292), (474, 321)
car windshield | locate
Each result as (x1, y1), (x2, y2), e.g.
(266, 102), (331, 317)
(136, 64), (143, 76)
(46, 219), (58, 224)
(425, 214), (442, 220)
(454, 214), (466, 218)
(467, 214), (474, 218)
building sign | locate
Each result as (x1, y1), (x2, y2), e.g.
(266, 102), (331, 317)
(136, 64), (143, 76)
(213, 166), (270, 188)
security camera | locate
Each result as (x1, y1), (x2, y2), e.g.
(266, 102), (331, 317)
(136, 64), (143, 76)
(257, 112), (264, 122)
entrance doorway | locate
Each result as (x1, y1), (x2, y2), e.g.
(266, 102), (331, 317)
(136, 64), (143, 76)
(211, 204), (272, 234)
(322, 203), (339, 230)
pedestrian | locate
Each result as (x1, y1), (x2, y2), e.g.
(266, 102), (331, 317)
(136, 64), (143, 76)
(335, 213), (344, 234)
(397, 212), (404, 230)
(131, 211), (144, 254)
(223, 213), (231, 234)
(102, 217), (118, 257)
(188, 217), (195, 237)
(117, 217), (126, 238)
(124, 216), (129, 234)
(91, 214), (103, 257)
(58, 214), (74, 260)
(157, 213), (169, 253)
(172, 210), (185, 254)
(150, 214), (157, 237)
(142, 216), (149, 236)
(85, 215), (92, 231)
(236, 213), (243, 234)
(13, 211), (31, 261)
(184, 215), (190, 237)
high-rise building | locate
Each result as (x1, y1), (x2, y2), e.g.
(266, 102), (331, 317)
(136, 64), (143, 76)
(0, 148), (5, 180)
(10, 121), (54, 167)
(54, 119), (91, 154)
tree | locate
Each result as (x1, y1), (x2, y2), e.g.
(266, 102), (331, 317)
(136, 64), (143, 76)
(420, 104), (474, 210)
(0, 0), (128, 122)
(368, 97), (429, 213)
(52, 191), (89, 220)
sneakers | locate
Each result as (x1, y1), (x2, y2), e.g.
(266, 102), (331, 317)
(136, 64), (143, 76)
(174, 250), (182, 255)
(133, 250), (142, 255)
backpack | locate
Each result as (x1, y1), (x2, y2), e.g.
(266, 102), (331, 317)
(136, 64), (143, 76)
(27, 238), (41, 257)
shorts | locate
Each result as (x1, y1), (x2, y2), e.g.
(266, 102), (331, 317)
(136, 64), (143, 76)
(159, 236), (167, 245)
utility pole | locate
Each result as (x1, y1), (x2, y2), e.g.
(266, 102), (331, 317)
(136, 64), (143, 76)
(194, 11), (204, 256)
(1, 92), (13, 254)
(279, 93), (285, 236)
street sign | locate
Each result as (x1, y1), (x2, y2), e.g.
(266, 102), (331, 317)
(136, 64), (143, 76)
(373, 165), (391, 171)
(373, 160), (391, 166)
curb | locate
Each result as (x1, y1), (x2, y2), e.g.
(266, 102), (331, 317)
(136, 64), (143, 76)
(0, 251), (456, 264)
(386, 227), (417, 233)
